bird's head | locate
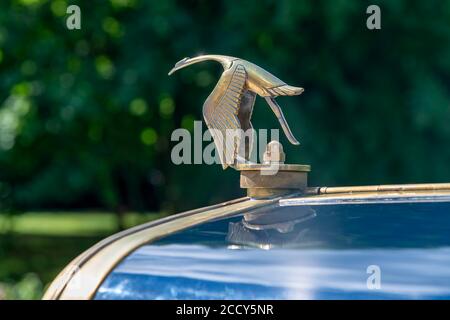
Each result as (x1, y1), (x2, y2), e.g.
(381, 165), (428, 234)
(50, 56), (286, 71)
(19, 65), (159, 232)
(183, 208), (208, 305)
(168, 57), (192, 75)
(168, 55), (234, 76)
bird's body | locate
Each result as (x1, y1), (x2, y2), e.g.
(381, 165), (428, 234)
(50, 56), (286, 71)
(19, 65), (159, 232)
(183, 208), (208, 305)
(238, 60), (301, 97)
(169, 55), (303, 169)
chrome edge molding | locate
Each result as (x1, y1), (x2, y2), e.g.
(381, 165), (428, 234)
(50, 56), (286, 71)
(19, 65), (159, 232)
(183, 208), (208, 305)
(43, 196), (279, 300)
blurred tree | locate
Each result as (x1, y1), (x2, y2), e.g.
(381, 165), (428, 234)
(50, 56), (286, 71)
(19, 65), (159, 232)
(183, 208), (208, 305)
(0, 0), (449, 214)
(1, 273), (43, 299)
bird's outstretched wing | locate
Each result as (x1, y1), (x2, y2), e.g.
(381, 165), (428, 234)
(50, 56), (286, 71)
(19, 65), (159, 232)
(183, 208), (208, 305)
(203, 63), (251, 169)
(237, 90), (256, 160)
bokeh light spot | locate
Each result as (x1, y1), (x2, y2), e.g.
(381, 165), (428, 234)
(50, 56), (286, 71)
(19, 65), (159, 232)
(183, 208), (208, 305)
(21, 60), (37, 76)
(129, 98), (148, 116)
(181, 114), (196, 131)
(140, 128), (158, 145)
(159, 97), (175, 118)
(95, 56), (115, 79)
(50, 0), (67, 17)
(102, 17), (123, 38)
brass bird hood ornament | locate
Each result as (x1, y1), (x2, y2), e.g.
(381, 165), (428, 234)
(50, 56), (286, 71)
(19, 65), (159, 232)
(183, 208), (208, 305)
(169, 54), (303, 169)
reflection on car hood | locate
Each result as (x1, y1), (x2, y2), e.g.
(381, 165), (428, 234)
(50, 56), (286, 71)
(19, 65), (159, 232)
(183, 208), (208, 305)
(96, 200), (450, 300)
(96, 244), (450, 299)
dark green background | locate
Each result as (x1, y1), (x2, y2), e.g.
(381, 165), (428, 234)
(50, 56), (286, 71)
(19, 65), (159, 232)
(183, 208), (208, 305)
(1, 0), (450, 212)
(1, 0), (450, 298)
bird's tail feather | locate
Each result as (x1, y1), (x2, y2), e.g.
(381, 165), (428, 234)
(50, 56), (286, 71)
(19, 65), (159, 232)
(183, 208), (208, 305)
(267, 85), (304, 97)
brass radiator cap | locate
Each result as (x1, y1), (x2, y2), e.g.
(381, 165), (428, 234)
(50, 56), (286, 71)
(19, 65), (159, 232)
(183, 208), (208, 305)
(237, 141), (310, 198)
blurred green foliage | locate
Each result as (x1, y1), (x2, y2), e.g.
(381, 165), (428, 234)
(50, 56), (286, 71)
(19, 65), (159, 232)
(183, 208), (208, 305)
(0, 273), (43, 300)
(0, 211), (162, 299)
(1, 0), (450, 214)
(0, 230), (104, 299)
(0, 211), (167, 236)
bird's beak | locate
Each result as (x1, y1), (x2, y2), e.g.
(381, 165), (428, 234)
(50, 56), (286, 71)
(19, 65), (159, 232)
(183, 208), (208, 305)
(168, 66), (179, 76)
(168, 57), (190, 76)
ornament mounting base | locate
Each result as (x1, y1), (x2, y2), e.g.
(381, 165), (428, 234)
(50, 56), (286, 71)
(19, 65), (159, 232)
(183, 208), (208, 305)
(236, 140), (310, 198)
(237, 163), (310, 198)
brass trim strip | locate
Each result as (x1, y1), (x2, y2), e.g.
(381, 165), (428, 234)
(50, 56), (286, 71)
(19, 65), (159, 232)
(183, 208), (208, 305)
(43, 196), (280, 300)
(285, 183), (450, 206)
(236, 163), (311, 172)
(282, 190), (450, 206)
(316, 183), (450, 195)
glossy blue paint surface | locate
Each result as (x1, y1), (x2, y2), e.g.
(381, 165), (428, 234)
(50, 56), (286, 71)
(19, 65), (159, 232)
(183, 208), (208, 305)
(95, 200), (450, 299)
